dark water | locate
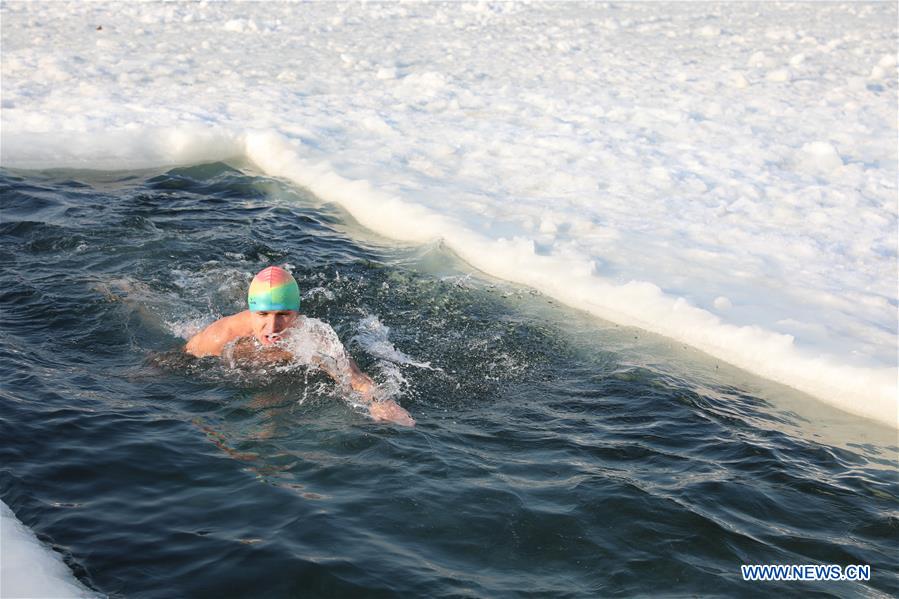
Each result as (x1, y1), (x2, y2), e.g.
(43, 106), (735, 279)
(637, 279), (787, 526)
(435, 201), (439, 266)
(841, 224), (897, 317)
(1, 163), (896, 598)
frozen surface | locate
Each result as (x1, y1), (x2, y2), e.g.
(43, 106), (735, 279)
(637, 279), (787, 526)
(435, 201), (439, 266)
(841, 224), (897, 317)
(0, 499), (99, 598)
(1, 2), (896, 425)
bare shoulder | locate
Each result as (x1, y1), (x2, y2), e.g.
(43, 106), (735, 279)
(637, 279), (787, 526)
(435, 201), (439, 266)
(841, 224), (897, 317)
(185, 311), (252, 357)
(222, 310), (253, 336)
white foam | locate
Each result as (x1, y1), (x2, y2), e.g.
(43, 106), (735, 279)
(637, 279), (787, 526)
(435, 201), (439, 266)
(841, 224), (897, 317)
(1, 500), (101, 598)
(1, 2), (895, 426)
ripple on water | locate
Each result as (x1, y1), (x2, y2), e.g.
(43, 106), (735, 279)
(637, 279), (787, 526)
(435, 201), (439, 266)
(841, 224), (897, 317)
(1, 165), (897, 598)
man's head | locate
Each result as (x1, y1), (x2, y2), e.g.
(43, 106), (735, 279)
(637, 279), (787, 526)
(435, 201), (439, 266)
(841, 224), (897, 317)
(247, 266), (300, 345)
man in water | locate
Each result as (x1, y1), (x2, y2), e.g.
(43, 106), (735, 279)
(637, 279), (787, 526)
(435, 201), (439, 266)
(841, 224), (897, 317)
(185, 266), (414, 426)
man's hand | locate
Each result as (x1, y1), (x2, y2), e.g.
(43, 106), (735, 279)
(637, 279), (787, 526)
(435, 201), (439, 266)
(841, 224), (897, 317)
(368, 399), (415, 427)
(346, 359), (415, 426)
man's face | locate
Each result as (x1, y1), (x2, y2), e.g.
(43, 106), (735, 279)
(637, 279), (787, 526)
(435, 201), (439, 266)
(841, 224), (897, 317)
(250, 310), (299, 346)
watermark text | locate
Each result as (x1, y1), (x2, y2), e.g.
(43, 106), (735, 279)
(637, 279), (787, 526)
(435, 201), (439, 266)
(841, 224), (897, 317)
(741, 564), (871, 582)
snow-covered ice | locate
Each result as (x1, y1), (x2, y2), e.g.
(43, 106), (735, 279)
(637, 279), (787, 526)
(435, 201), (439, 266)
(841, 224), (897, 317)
(1, 1), (896, 426)
(1, 499), (100, 598)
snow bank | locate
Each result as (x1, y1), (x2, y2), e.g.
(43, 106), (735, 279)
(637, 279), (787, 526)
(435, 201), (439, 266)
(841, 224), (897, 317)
(2, 127), (243, 171)
(1, 2), (896, 426)
(1, 500), (100, 598)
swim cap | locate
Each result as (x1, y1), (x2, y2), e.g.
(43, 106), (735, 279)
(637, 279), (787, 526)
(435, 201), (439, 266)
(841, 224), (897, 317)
(247, 266), (300, 312)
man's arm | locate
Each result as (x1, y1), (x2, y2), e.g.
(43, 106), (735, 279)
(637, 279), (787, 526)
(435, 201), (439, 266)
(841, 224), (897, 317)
(345, 358), (415, 427)
(185, 311), (251, 357)
(347, 358), (375, 394)
(304, 354), (414, 426)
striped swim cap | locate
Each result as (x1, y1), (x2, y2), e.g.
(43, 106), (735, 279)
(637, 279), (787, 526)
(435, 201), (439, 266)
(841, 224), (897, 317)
(247, 266), (300, 312)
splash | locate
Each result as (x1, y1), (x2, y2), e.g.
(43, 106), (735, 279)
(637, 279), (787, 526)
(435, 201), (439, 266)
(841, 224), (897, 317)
(351, 314), (436, 370)
(279, 317), (353, 381)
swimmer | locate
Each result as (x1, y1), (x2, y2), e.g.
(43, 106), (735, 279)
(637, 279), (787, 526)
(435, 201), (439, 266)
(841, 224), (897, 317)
(185, 266), (414, 426)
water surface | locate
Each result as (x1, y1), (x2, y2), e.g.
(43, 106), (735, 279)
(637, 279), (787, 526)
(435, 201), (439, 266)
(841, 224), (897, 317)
(1, 163), (896, 598)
